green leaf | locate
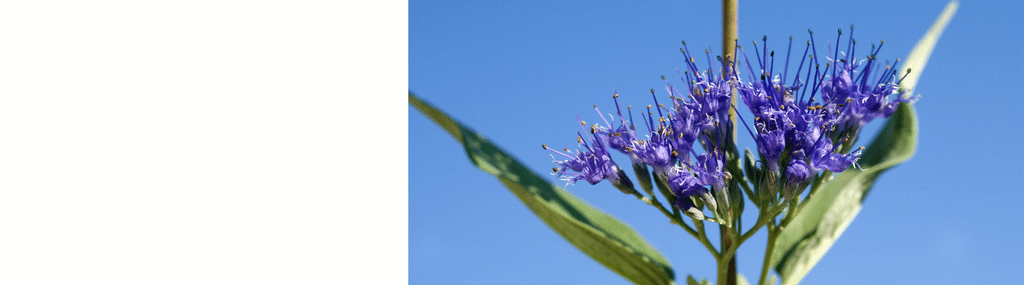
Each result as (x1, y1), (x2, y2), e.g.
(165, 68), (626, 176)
(897, 0), (959, 96)
(770, 2), (956, 284)
(686, 275), (700, 285)
(410, 93), (675, 285)
(686, 275), (711, 285)
(737, 274), (751, 285)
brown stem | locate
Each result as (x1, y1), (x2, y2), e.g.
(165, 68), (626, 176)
(722, 0), (738, 144)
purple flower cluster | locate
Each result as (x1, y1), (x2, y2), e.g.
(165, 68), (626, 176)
(546, 27), (912, 216)
(546, 43), (737, 218)
(735, 28), (912, 189)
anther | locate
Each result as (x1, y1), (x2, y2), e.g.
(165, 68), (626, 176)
(542, 144), (548, 149)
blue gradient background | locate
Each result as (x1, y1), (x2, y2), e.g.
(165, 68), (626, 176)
(410, 1), (1023, 284)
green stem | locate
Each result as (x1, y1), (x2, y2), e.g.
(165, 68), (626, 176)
(693, 217), (720, 259)
(717, 255), (731, 285)
(758, 224), (780, 285)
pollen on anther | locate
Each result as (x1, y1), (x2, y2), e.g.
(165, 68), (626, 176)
(542, 144), (548, 149)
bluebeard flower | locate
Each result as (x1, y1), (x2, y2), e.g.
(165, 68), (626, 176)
(544, 122), (635, 194)
(593, 93), (644, 165)
(784, 159), (810, 187)
(733, 28), (906, 189)
(666, 152), (730, 220)
(664, 43), (736, 156)
(808, 136), (863, 173)
(632, 128), (676, 176)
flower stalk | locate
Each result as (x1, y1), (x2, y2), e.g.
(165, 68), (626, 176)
(721, 0), (738, 284)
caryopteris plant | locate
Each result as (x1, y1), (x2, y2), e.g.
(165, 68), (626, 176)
(410, 1), (957, 284)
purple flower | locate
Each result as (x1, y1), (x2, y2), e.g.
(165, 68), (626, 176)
(785, 159), (810, 186)
(666, 152), (728, 218)
(592, 93), (643, 165)
(808, 137), (862, 173)
(545, 123), (634, 193)
(632, 129), (676, 176)
(734, 28), (907, 182)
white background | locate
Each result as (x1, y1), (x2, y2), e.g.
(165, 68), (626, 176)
(0, 1), (406, 283)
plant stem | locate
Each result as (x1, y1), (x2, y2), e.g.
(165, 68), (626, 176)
(717, 254), (731, 285)
(720, 0), (738, 282)
(758, 224), (780, 285)
(722, 0), (738, 144)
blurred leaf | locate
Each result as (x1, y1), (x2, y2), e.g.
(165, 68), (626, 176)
(770, 2), (955, 283)
(737, 274), (751, 285)
(410, 93), (675, 285)
(686, 275), (711, 285)
(686, 275), (700, 285)
(897, 0), (959, 96)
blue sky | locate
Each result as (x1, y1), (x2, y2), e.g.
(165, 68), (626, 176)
(410, 0), (1023, 284)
